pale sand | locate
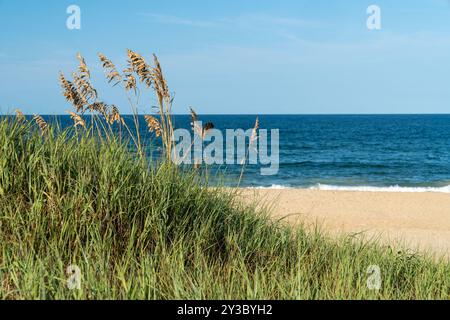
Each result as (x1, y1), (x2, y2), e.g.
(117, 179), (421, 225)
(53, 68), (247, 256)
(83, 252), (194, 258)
(240, 189), (450, 259)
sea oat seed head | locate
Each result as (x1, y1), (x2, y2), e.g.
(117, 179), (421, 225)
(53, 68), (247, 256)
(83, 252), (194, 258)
(144, 115), (162, 137)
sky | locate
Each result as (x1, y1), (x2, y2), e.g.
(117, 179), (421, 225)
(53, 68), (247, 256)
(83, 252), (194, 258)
(1, 0), (450, 114)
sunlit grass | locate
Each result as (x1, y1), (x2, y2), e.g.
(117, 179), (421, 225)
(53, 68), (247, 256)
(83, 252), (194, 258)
(0, 118), (449, 300)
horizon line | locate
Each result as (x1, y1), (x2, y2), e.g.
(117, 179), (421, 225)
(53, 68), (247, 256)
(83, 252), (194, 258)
(4, 113), (450, 116)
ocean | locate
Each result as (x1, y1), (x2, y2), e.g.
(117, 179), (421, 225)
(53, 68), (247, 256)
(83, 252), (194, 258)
(11, 114), (450, 192)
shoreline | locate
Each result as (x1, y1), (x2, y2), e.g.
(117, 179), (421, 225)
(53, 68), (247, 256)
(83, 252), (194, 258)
(242, 184), (450, 193)
(240, 188), (450, 259)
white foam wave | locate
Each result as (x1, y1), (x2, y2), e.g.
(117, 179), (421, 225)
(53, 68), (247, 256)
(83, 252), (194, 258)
(246, 184), (292, 190)
(246, 184), (450, 193)
(309, 184), (450, 193)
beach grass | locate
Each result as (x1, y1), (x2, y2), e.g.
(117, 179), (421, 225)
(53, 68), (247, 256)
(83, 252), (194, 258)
(0, 117), (449, 300)
(1, 50), (449, 300)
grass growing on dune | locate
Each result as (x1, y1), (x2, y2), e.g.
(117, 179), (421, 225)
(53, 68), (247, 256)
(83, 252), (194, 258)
(0, 118), (449, 300)
(0, 50), (449, 300)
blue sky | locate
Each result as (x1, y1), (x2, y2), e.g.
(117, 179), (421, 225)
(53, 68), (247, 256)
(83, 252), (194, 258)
(1, 0), (450, 114)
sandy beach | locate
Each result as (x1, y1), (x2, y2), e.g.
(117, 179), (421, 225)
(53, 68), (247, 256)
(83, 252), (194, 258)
(241, 189), (450, 259)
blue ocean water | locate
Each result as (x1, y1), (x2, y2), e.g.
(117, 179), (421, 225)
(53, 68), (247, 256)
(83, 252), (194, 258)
(198, 114), (450, 191)
(13, 114), (450, 191)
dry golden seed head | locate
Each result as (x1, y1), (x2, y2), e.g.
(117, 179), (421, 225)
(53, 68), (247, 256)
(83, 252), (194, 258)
(98, 53), (112, 67)
(190, 107), (198, 123)
(33, 115), (48, 134)
(153, 54), (163, 73)
(76, 53), (90, 79)
(71, 54), (97, 106)
(124, 73), (137, 92)
(59, 72), (87, 113)
(202, 122), (215, 139)
(152, 54), (170, 99)
(144, 115), (162, 137)
(109, 71), (122, 85)
(108, 105), (123, 125)
(98, 53), (122, 85)
(249, 117), (259, 146)
(190, 107), (203, 138)
(59, 73), (73, 100)
(15, 109), (26, 122)
(126, 49), (152, 88)
(254, 117), (260, 131)
(73, 72), (97, 102)
(203, 122), (214, 131)
(88, 102), (108, 118)
(111, 105), (120, 115)
(67, 111), (86, 128)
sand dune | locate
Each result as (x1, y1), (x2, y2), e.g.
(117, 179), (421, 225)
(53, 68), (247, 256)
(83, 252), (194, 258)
(240, 189), (450, 259)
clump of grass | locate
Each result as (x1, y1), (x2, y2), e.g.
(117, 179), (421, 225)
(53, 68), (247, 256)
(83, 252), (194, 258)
(0, 51), (449, 300)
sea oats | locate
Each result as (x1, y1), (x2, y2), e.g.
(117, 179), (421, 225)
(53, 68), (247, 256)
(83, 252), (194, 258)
(190, 107), (203, 138)
(144, 115), (162, 137)
(127, 49), (152, 88)
(190, 107), (214, 139)
(123, 67), (137, 93)
(71, 54), (98, 104)
(152, 54), (170, 104)
(73, 71), (97, 102)
(98, 53), (122, 86)
(76, 53), (90, 80)
(15, 109), (26, 122)
(88, 102), (109, 119)
(250, 117), (259, 147)
(33, 115), (48, 134)
(202, 122), (215, 139)
(59, 50), (177, 160)
(68, 111), (86, 128)
(109, 105), (124, 125)
(59, 72), (86, 113)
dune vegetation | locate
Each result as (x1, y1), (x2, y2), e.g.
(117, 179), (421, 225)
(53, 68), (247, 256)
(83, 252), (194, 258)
(0, 51), (449, 299)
